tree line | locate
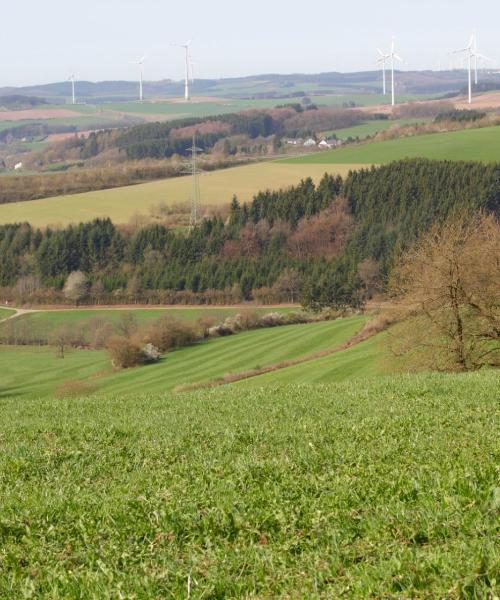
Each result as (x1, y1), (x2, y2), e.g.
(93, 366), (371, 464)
(1, 159), (498, 310)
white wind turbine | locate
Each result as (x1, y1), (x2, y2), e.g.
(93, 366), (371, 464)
(189, 55), (196, 84)
(68, 74), (76, 105)
(377, 48), (390, 96)
(388, 39), (404, 106)
(452, 33), (476, 104)
(131, 56), (146, 102)
(471, 31), (493, 84)
(173, 41), (192, 101)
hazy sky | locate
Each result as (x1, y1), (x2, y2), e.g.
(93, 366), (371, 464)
(3, 0), (499, 86)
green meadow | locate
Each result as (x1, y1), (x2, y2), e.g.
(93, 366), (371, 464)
(1, 305), (293, 330)
(322, 118), (432, 141)
(0, 316), (366, 398)
(281, 125), (500, 164)
(0, 371), (497, 597)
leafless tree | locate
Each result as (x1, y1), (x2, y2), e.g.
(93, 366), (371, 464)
(389, 213), (500, 371)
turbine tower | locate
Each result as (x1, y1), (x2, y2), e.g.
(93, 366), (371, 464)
(377, 48), (390, 96)
(131, 56), (146, 102)
(388, 39), (404, 107)
(471, 30), (493, 84)
(173, 41), (192, 101)
(68, 74), (76, 105)
(452, 33), (475, 104)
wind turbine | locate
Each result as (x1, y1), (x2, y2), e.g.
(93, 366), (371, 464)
(377, 48), (390, 96)
(388, 39), (404, 107)
(189, 55), (196, 84)
(452, 33), (475, 104)
(173, 41), (192, 101)
(68, 74), (76, 105)
(471, 31), (493, 84)
(131, 56), (146, 102)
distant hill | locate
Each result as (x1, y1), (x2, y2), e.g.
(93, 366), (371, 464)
(0, 94), (49, 109)
(2, 70), (500, 103)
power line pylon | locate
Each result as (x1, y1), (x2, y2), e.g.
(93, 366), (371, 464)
(183, 134), (203, 227)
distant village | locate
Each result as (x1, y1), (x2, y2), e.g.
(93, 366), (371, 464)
(285, 136), (343, 149)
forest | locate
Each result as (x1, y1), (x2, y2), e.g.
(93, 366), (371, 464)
(0, 159), (498, 308)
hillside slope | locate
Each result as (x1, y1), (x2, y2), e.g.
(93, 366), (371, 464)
(281, 125), (500, 164)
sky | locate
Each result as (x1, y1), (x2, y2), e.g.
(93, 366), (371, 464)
(2, 0), (499, 87)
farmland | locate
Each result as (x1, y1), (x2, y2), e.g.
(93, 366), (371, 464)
(281, 125), (500, 165)
(0, 306), (296, 343)
(0, 162), (357, 227)
(0, 316), (366, 398)
(322, 117), (432, 141)
(0, 370), (498, 597)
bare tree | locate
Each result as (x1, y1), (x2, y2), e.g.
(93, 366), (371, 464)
(50, 326), (74, 359)
(389, 213), (500, 371)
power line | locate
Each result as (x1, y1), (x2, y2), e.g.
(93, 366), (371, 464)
(182, 134), (203, 227)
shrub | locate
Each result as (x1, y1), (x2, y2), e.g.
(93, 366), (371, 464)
(140, 343), (161, 364)
(106, 335), (142, 369)
(146, 316), (200, 352)
(259, 312), (287, 327)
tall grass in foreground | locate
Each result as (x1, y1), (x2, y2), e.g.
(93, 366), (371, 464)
(0, 371), (498, 598)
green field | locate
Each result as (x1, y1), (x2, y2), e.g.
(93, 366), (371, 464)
(0, 307), (16, 320)
(238, 333), (383, 387)
(281, 125), (500, 165)
(0, 316), (366, 398)
(0, 370), (497, 597)
(322, 118), (431, 141)
(0, 162), (355, 227)
(1, 306), (293, 330)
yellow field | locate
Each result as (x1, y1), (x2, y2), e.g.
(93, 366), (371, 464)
(0, 162), (358, 227)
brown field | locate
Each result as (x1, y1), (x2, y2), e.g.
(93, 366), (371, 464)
(454, 91), (500, 110)
(0, 108), (83, 121)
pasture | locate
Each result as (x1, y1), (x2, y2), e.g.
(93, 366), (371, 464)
(322, 117), (432, 141)
(0, 316), (366, 398)
(281, 125), (500, 165)
(0, 162), (356, 227)
(0, 371), (497, 597)
(0, 306), (295, 338)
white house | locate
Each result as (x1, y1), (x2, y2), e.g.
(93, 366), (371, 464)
(303, 138), (317, 147)
(14, 162), (23, 171)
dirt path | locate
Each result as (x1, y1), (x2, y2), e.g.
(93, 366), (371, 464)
(0, 308), (40, 322)
(4, 303), (298, 313)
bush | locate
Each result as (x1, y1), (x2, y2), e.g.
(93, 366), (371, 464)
(259, 312), (287, 327)
(140, 343), (161, 364)
(54, 379), (98, 398)
(106, 336), (143, 369)
(146, 317), (200, 352)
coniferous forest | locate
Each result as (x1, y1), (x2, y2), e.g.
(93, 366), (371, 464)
(0, 159), (498, 307)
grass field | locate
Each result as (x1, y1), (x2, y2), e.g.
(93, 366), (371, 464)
(0, 162), (356, 227)
(238, 333), (384, 387)
(0, 306), (294, 331)
(322, 118), (431, 141)
(0, 371), (498, 597)
(0, 307), (16, 320)
(281, 125), (500, 165)
(0, 316), (366, 398)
